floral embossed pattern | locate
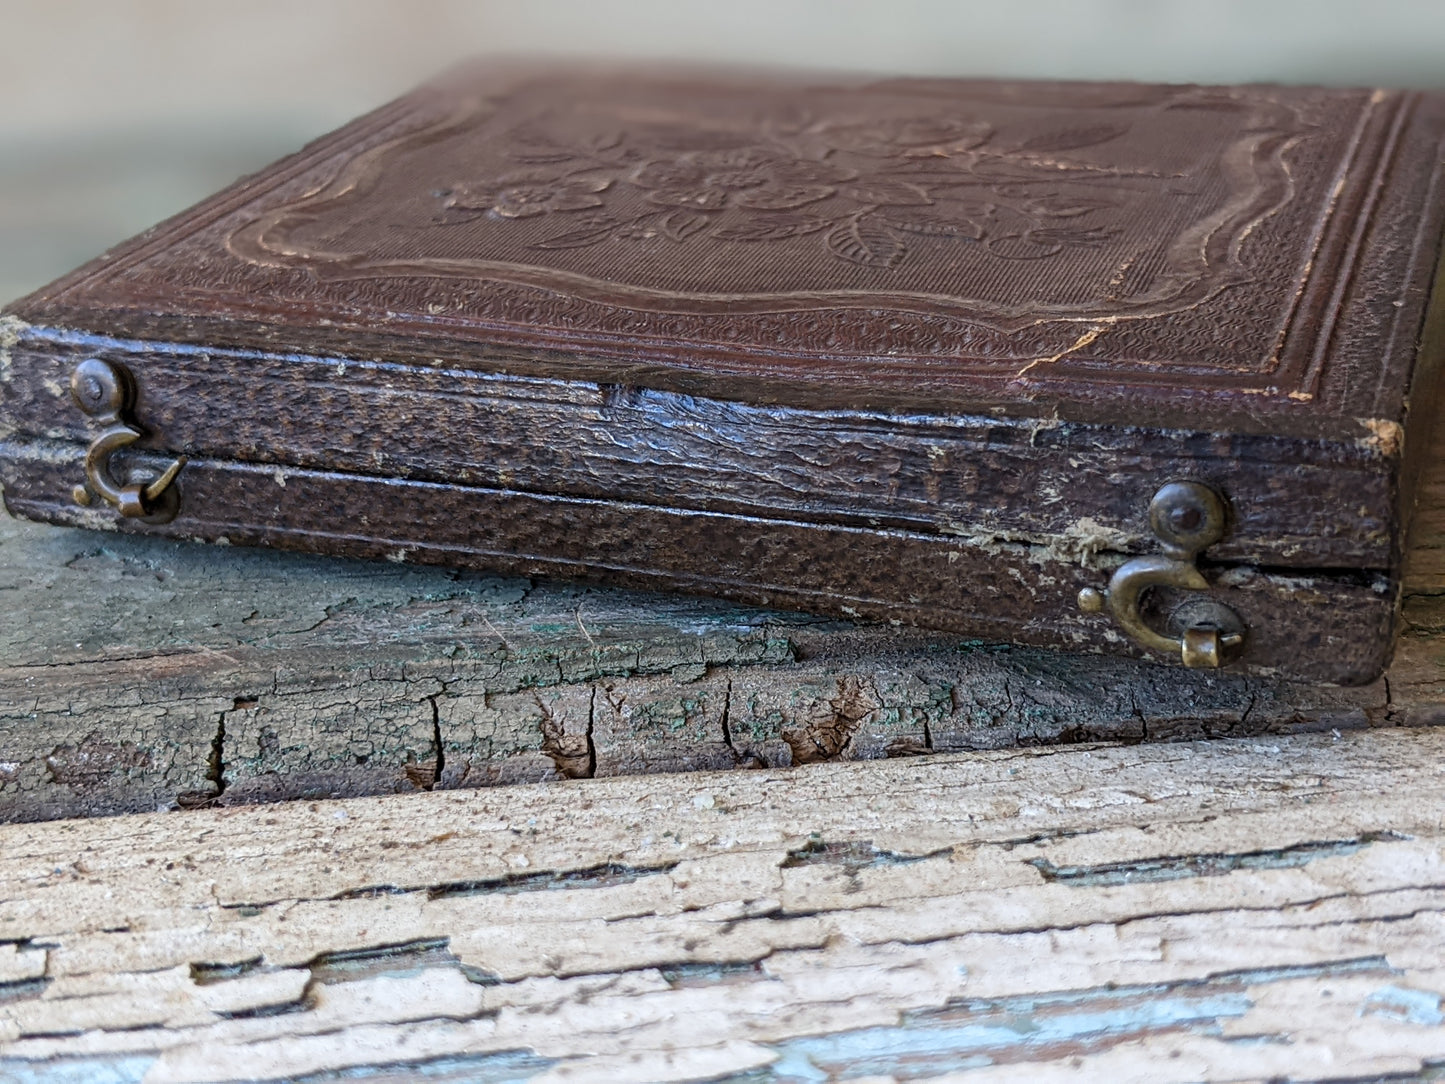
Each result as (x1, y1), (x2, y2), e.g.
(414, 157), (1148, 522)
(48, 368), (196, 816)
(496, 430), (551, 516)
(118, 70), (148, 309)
(432, 114), (1131, 269)
(229, 75), (1313, 330)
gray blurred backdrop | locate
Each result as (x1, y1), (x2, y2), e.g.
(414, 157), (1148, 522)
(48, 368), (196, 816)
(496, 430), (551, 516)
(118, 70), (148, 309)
(3, 0), (1444, 301)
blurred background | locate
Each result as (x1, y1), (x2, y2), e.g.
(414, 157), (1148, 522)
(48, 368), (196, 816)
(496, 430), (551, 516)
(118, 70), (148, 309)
(4, 0), (1445, 302)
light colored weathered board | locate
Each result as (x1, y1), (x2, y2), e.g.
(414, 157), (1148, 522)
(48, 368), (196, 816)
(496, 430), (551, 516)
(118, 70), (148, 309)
(1, 727), (1444, 1081)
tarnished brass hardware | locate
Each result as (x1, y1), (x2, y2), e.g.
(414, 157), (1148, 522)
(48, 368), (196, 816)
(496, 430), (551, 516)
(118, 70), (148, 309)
(69, 358), (185, 524)
(1076, 481), (1244, 668)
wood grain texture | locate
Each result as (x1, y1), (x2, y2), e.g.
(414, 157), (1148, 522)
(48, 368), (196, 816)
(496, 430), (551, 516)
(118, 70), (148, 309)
(2, 727), (1445, 1082)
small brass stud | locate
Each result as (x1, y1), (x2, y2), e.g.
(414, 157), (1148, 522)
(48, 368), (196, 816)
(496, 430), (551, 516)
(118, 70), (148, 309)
(72, 484), (92, 507)
(1181, 626), (1222, 668)
(1077, 587), (1106, 613)
(1168, 505), (1203, 532)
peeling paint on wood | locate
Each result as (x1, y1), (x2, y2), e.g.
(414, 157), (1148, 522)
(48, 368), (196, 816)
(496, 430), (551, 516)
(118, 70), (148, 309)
(0, 730), (1444, 1080)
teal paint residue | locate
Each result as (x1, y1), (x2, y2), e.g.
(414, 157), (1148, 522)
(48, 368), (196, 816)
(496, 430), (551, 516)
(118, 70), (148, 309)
(1362, 985), (1445, 1027)
(757, 991), (1252, 1081)
(1032, 835), (1397, 888)
(0, 1056), (155, 1084)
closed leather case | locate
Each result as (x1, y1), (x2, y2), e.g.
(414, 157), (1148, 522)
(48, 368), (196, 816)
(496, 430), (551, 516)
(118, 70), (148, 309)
(4, 63), (1445, 683)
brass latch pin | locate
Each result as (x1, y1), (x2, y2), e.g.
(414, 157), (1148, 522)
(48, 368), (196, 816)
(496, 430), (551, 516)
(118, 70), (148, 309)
(69, 358), (185, 523)
(1077, 481), (1245, 668)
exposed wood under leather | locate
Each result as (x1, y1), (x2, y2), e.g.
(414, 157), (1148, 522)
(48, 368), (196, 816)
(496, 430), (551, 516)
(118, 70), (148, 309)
(2, 728), (1445, 1082)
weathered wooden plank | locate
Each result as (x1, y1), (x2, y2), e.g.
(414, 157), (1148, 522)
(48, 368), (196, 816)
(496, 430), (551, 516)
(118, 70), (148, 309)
(2, 496), (1422, 821)
(1, 728), (1444, 1081)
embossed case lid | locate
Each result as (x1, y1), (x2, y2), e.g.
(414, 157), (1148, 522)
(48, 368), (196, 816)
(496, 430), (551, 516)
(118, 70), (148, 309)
(12, 63), (1445, 438)
(4, 63), (1445, 684)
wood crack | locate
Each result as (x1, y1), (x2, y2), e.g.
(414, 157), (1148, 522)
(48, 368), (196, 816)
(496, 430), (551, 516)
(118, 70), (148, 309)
(1029, 833), (1407, 887)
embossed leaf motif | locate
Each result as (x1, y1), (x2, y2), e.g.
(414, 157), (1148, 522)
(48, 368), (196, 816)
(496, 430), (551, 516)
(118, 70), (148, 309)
(1023, 194), (1118, 218)
(826, 215), (906, 269)
(631, 161), (704, 189)
(500, 126), (630, 165)
(711, 214), (830, 242)
(645, 188), (729, 210)
(733, 185), (835, 210)
(846, 181), (933, 206)
(985, 228), (1116, 260)
(1018, 125), (1128, 153)
(882, 212), (985, 240)
(503, 132), (577, 164)
(660, 210), (709, 242)
(1030, 225), (1117, 247)
(894, 117), (996, 148)
(578, 131), (624, 154)
(534, 217), (619, 250)
(824, 117), (993, 156)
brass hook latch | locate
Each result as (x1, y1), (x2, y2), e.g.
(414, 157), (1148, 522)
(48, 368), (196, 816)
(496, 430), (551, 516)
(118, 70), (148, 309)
(69, 358), (185, 523)
(1077, 481), (1244, 668)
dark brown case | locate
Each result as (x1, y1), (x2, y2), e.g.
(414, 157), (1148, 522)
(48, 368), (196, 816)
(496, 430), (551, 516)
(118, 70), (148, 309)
(4, 63), (1444, 683)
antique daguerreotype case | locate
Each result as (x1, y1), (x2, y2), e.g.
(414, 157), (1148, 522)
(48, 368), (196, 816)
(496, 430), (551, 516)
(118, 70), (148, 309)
(3, 65), (1444, 684)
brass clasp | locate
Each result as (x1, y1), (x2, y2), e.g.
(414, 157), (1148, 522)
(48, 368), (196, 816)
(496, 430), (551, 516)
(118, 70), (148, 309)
(69, 358), (185, 523)
(1077, 481), (1244, 668)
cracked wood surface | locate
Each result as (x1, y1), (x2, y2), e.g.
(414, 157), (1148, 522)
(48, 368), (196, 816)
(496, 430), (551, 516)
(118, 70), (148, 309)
(3, 483), (1445, 821)
(0, 727), (1443, 1081)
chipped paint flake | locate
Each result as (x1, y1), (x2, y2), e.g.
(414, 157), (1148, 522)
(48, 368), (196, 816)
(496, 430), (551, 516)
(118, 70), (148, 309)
(938, 516), (1132, 571)
(1359, 417), (1404, 457)
(1361, 984), (1445, 1027)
